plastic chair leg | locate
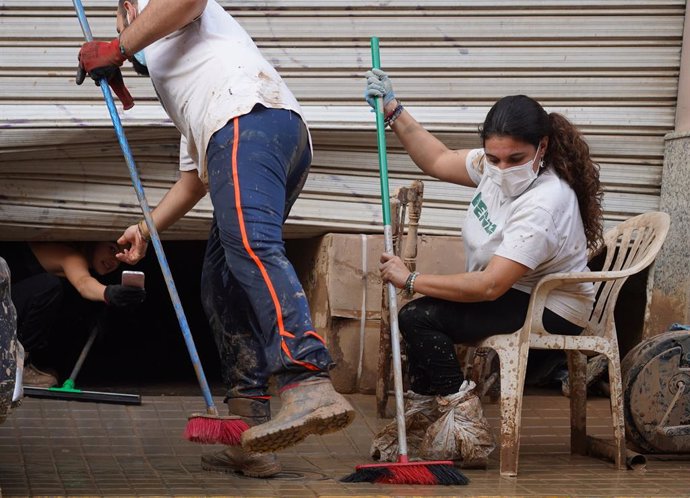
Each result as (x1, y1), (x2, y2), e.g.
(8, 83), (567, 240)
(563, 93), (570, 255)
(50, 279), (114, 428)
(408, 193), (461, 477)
(606, 351), (627, 470)
(496, 345), (528, 477)
(567, 350), (588, 455)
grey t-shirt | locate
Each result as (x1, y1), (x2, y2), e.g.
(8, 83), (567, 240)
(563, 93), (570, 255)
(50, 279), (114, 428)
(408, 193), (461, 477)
(462, 148), (594, 326)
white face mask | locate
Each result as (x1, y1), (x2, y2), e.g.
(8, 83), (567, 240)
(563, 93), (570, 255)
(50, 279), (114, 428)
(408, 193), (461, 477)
(486, 147), (542, 197)
(126, 10), (149, 75)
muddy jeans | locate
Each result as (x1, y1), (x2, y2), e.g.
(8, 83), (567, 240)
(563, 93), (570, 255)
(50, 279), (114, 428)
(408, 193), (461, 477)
(201, 105), (333, 399)
(0, 257), (18, 423)
(398, 289), (584, 396)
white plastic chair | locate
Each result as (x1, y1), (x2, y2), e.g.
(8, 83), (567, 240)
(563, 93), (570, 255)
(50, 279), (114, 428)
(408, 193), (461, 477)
(473, 211), (671, 476)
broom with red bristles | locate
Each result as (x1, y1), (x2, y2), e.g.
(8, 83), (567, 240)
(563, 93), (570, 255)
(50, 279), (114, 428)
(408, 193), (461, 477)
(71, 0), (248, 446)
(341, 38), (468, 486)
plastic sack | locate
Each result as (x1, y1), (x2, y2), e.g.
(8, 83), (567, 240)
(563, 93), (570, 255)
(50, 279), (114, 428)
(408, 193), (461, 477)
(420, 380), (496, 465)
(370, 391), (438, 462)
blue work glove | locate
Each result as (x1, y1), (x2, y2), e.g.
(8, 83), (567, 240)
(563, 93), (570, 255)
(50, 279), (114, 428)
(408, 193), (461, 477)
(365, 68), (396, 110)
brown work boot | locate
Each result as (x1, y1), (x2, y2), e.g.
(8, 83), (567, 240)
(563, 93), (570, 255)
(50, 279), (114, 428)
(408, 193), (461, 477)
(22, 363), (57, 388)
(201, 398), (281, 478)
(241, 377), (356, 453)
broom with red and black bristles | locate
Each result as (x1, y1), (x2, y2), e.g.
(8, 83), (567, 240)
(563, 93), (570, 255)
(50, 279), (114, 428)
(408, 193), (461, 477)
(341, 38), (468, 486)
(71, 0), (247, 446)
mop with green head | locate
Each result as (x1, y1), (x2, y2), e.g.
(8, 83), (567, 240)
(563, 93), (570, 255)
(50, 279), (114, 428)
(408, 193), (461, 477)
(23, 323), (141, 405)
(341, 38), (468, 486)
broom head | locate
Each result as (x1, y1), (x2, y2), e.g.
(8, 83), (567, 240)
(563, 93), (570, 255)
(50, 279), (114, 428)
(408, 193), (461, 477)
(184, 412), (249, 446)
(341, 458), (469, 485)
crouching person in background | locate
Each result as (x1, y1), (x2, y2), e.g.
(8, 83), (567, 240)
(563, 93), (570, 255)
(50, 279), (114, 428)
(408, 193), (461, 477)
(0, 241), (146, 387)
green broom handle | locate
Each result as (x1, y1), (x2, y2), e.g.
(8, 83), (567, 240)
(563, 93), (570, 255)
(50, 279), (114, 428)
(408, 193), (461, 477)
(371, 37), (392, 227)
(371, 36), (409, 462)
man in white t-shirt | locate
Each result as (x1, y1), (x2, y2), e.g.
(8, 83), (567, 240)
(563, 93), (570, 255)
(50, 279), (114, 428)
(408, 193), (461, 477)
(77, 0), (354, 477)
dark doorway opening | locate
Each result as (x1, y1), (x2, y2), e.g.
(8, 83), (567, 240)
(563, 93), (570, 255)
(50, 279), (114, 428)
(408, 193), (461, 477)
(33, 241), (222, 394)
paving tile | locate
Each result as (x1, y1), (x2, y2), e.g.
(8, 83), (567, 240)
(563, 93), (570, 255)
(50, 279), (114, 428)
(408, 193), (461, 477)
(3, 393), (690, 496)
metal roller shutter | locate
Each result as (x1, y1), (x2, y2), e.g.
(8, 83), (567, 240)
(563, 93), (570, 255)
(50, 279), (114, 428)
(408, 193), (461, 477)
(0, 0), (684, 240)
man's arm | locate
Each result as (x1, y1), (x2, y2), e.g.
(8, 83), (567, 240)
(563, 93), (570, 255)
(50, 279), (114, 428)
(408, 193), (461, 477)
(30, 243), (107, 301)
(117, 170), (207, 264)
(59, 253), (108, 302)
(119, 0), (208, 56)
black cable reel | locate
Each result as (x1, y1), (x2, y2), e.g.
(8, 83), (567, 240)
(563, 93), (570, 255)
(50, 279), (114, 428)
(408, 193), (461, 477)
(621, 325), (690, 454)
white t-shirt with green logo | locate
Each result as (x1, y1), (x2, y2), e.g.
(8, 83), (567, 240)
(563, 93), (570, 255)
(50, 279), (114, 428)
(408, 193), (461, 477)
(462, 148), (594, 327)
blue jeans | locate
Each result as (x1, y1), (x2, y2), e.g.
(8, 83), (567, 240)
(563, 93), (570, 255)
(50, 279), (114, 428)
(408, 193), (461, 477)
(201, 105), (332, 399)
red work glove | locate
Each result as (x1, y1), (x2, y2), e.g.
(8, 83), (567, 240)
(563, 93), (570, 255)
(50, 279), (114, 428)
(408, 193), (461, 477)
(77, 39), (134, 110)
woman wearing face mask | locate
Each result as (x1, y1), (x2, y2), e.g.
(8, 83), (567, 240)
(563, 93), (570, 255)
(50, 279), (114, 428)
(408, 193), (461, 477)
(364, 69), (603, 463)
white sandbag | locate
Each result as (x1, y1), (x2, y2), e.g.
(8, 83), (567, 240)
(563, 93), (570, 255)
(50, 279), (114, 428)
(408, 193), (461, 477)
(420, 380), (496, 465)
(370, 391), (438, 462)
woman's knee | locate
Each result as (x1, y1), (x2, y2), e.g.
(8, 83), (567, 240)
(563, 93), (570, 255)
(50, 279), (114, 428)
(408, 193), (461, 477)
(398, 298), (432, 346)
(398, 300), (418, 335)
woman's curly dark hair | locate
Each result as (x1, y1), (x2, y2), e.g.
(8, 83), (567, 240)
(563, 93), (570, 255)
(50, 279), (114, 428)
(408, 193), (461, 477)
(480, 95), (604, 250)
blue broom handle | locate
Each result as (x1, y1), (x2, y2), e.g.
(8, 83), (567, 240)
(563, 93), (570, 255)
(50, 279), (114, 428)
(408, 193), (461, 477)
(72, 0), (217, 414)
(371, 37), (408, 461)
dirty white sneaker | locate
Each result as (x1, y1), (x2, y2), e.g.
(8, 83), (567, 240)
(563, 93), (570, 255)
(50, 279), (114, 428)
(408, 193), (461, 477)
(22, 364), (57, 388)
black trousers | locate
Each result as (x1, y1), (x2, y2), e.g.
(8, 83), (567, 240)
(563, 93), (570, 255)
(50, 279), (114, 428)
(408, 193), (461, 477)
(11, 273), (63, 354)
(398, 289), (584, 396)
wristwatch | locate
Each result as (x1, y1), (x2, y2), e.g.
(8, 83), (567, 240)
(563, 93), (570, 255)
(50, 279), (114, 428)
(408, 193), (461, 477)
(118, 34), (128, 58)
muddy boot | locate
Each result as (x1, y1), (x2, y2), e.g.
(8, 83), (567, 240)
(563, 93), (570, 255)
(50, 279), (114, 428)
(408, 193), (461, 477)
(201, 398), (281, 478)
(241, 377), (355, 453)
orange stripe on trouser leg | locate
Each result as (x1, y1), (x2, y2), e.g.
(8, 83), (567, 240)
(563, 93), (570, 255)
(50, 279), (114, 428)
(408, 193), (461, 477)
(281, 340), (320, 371)
(305, 331), (326, 345)
(230, 118), (320, 372)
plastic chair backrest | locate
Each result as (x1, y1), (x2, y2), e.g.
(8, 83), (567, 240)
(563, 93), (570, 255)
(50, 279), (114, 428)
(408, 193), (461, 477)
(587, 212), (670, 335)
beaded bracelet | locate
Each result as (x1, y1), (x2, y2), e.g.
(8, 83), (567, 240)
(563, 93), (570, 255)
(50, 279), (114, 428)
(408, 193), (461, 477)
(385, 101), (404, 128)
(404, 271), (420, 297)
(137, 220), (151, 243)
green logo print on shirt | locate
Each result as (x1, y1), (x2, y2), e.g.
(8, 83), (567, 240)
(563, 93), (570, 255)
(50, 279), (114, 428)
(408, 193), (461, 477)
(471, 192), (497, 235)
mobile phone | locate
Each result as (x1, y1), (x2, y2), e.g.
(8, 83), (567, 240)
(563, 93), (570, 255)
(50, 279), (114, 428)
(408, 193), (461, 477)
(121, 270), (145, 289)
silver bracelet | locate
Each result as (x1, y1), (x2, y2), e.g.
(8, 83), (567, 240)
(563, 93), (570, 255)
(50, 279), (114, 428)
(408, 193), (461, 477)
(404, 271), (420, 297)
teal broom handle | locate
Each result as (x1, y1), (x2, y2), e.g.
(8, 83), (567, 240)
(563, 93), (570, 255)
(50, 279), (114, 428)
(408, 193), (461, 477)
(371, 37), (392, 227)
(371, 37), (409, 461)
